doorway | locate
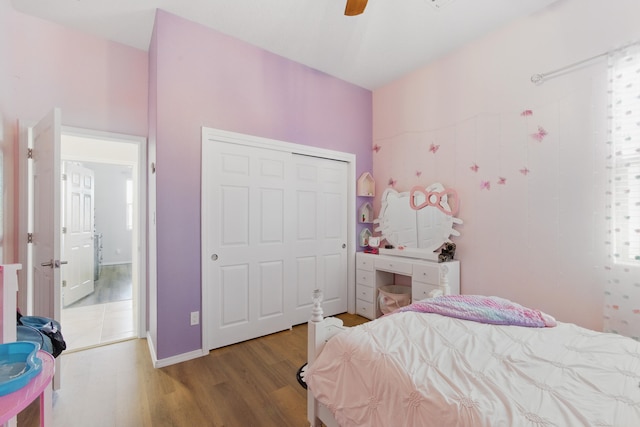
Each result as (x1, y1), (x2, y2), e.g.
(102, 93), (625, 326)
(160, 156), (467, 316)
(59, 132), (143, 352)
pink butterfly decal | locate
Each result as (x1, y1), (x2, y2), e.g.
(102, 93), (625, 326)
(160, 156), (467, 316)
(415, 171), (422, 177)
(388, 178), (397, 187)
(497, 177), (507, 185)
(429, 143), (440, 154)
(520, 167), (530, 175)
(470, 163), (479, 172)
(633, 309), (640, 314)
(373, 144), (381, 153)
(520, 110), (533, 117)
(531, 126), (548, 142)
(480, 181), (490, 190)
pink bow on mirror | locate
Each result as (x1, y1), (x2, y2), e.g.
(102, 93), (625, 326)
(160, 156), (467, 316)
(409, 186), (459, 216)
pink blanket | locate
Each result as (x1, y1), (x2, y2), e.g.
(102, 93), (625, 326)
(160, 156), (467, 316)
(394, 295), (556, 327)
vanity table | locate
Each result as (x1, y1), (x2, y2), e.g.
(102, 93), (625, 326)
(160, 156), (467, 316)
(355, 252), (460, 320)
(357, 183), (463, 320)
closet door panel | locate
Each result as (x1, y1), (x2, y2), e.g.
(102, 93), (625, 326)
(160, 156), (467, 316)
(291, 155), (348, 325)
(203, 135), (349, 347)
(204, 141), (293, 349)
(258, 260), (285, 319)
(295, 256), (317, 309)
(220, 265), (249, 326)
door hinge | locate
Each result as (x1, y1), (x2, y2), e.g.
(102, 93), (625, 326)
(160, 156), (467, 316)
(62, 227), (67, 234)
(27, 233), (33, 243)
(62, 280), (67, 287)
(27, 148), (33, 159)
(61, 173), (67, 181)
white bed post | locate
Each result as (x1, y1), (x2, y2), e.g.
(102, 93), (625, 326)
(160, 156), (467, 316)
(441, 264), (450, 295)
(307, 289), (324, 427)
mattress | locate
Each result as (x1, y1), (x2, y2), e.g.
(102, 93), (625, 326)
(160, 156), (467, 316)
(305, 310), (640, 427)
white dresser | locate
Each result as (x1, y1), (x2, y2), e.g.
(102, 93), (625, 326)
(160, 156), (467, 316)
(355, 253), (459, 320)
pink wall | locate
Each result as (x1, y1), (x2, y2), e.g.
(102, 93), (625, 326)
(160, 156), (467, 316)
(1, 7), (148, 263)
(0, 0), (11, 263)
(151, 10), (372, 359)
(373, 0), (640, 331)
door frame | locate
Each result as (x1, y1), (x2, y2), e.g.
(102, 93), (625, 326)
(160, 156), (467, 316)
(200, 127), (356, 352)
(18, 124), (147, 337)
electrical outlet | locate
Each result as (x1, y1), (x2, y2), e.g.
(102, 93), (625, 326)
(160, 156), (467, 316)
(190, 311), (199, 326)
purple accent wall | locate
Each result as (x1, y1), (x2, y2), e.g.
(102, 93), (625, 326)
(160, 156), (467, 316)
(151, 10), (372, 359)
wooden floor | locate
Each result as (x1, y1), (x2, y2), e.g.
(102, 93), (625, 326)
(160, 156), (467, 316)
(18, 313), (368, 427)
(65, 264), (132, 309)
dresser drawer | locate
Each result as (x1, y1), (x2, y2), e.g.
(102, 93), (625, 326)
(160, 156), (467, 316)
(356, 254), (374, 271)
(412, 282), (446, 302)
(356, 269), (374, 286)
(356, 284), (375, 303)
(374, 258), (412, 275)
(413, 264), (440, 285)
(356, 300), (376, 320)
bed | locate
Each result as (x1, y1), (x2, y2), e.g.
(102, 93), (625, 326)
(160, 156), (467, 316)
(305, 292), (640, 427)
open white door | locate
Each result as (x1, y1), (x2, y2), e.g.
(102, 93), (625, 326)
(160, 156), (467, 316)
(62, 161), (95, 307)
(31, 108), (63, 389)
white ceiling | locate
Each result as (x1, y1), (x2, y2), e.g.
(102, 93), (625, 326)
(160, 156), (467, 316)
(11, 0), (559, 90)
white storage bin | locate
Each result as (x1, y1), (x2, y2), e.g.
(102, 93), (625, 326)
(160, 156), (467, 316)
(378, 285), (411, 314)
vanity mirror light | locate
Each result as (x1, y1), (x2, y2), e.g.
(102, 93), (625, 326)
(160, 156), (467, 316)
(373, 182), (463, 261)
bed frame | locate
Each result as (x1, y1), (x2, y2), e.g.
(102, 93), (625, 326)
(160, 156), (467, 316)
(307, 291), (346, 427)
(306, 285), (449, 426)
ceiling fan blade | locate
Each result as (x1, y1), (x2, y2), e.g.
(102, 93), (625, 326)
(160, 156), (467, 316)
(344, 0), (368, 16)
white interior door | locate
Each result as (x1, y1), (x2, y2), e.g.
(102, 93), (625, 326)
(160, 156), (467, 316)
(31, 108), (62, 389)
(291, 155), (348, 325)
(62, 162), (95, 307)
(203, 141), (294, 349)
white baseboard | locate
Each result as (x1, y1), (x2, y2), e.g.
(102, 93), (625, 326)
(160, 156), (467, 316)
(146, 331), (209, 368)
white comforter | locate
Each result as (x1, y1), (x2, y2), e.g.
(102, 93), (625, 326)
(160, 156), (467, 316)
(306, 311), (640, 427)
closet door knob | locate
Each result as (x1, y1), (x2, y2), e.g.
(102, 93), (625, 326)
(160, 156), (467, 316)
(211, 254), (219, 261)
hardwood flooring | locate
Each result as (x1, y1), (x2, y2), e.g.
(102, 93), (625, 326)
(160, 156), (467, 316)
(18, 313), (368, 427)
(65, 264), (132, 309)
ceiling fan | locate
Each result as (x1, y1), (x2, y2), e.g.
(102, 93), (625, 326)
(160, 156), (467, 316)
(344, 0), (368, 16)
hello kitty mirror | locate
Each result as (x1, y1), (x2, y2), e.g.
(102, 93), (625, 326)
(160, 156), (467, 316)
(373, 183), (463, 261)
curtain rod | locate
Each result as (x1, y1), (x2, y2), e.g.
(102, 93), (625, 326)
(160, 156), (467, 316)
(530, 41), (639, 84)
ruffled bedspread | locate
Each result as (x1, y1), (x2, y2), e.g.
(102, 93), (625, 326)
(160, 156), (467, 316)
(306, 309), (640, 427)
(394, 295), (557, 327)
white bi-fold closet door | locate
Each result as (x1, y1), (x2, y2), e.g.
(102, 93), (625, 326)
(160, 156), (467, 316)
(202, 131), (349, 350)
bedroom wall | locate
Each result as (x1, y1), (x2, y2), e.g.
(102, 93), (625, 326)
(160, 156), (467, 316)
(1, 6), (148, 264)
(373, 0), (640, 331)
(150, 10), (372, 360)
(0, 0), (10, 263)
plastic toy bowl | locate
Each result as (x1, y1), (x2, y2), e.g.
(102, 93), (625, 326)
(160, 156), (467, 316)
(0, 342), (43, 396)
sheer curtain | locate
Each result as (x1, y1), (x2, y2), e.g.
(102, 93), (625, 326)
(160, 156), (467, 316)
(604, 42), (640, 340)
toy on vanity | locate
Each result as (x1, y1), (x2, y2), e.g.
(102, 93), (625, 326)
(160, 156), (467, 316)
(438, 242), (457, 263)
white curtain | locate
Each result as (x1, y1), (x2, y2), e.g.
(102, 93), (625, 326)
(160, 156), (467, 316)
(604, 43), (640, 340)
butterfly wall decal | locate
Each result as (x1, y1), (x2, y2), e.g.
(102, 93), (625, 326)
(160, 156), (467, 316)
(429, 143), (440, 154)
(415, 171), (422, 177)
(373, 144), (381, 153)
(520, 109), (533, 117)
(520, 167), (530, 175)
(531, 126), (548, 142)
(388, 178), (397, 187)
(480, 180), (491, 190)
(470, 163), (479, 172)
(498, 177), (507, 185)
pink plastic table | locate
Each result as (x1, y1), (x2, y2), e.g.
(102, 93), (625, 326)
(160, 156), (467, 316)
(0, 350), (55, 426)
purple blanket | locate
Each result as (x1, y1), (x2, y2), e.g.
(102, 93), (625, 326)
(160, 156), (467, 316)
(394, 295), (556, 328)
